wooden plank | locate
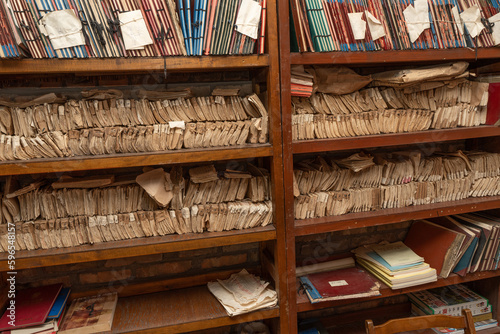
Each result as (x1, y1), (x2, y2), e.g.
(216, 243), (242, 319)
(0, 226), (276, 271)
(295, 196), (500, 236)
(0, 56), (269, 75)
(110, 286), (278, 333)
(293, 127), (500, 154)
(296, 270), (500, 313)
(0, 145), (272, 176)
(290, 49), (500, 65)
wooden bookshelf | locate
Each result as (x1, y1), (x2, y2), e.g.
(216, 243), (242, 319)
(0, 55), (270, 75)
(293, 126), (500, 154)
(296, 270), (500, 313)
(0, 226), (276, 271)
(295, 196), (500, 236)
(0, 145), (273, 176)
(290, 48), (500, 65)
(110, 286), (279, 333)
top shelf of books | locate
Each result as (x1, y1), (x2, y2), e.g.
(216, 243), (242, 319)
(290, 49), (500, 66)
(0, 56), (270, 75)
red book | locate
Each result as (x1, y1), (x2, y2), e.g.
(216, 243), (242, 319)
(486, 83), (500, 125)
(299, 266), (380, 303)
(0, 283), (63, 331)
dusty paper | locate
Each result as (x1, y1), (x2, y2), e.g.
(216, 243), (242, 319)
(488, 12), (500, 45)
(403, 0), (430, 43)
(235, 0), (262, 39)
(136, 168), (173, 207)
(39, 10), (85, 50)
(460, 5), (483, 38)
(451, 6), (465, 35)
(119, 10), (153, 50)
(365, 11), (385, 40)
(310, 66), (372, 94)
(347, 12), (366, 40)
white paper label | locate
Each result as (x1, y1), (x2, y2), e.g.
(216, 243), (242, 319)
(39, 9), (85, 50)
(403, 0), (430, 43)
(235, 0), (262, 39)
(348, 12), (367, 40)
(451, 6), (464, 35)
(119, 10), (154, 50)
(489, 12), (500, 45)
(460, 5), (484, 38)
(169, 121), (186, 129)
(365, 11), (385, 40)
(329, 280), (348, 287)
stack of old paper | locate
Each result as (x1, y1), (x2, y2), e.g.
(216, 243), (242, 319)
(208, 269), (277, 316)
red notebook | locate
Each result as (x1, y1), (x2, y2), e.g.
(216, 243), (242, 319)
(486, 83), (500, 125)
(0, 283), (63, 331)
(299, 267), (380, 303)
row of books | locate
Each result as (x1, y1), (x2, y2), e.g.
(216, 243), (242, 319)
(0, 283), (117, 334)
(410, 284), (498, 333)
(294, 151), (500, 219)
(0, 0), (266, 58)
(6, 164), (270, 222)
(290, 0), (500, 52)
(0, 200), (273, 252)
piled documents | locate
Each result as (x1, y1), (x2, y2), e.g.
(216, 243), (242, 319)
(291, 66), (314, 97)
(208, 269), (277, 316)
(410, 284), (497, 333)
(352, 241), (437, 289)
(0, 91), (269, 161)
(291, 0), (498, 52)
(0, 0), (266, 58)
(294, 150), (500, 219)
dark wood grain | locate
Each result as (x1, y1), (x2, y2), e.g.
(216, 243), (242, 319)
(290, 49), (500, 65)
(0, 145), (272, 176)
(0, 56), (269, 75)
(0, 226), (276, 271)
(295, 196), (500, 236)
(296, 270), (500, 313)
(293, 127), (500, 154)
(110, 286), (278, 333)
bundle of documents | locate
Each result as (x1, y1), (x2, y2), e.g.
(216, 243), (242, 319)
(352, 241), (437, 289)
(0, 0), (266, 58)
(409, 284), (497, 334)
(292, 78), (489, 140)
(0, 92), (269, 161)
(291, 67), (314, 97)
(208, 269), (277, 316)
(293, 150), (500, 219)
(290, 0), (499, 52)
(0, 283), (70, 333)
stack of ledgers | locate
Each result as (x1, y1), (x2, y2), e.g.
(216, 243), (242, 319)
(292, 81), (489, 140)
(0, 0), (266, 58)
(0, 163), (272, 251)
(0, 92), (268, 161)
(293, 151), (500, 219)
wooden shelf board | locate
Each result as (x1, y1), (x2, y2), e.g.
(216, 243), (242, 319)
(0, 145), (272, 176)
(290, 49), (500, 65)
(293, 126), (500, 154)
(295, 196), (500, 236)
(296, 269), (500, 313)
(0, 56), (269, 75)
(0, 225), (276, 271)
(110, 286), (278, 333)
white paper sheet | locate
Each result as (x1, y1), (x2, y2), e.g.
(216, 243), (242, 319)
(365, 10), (385, 40)
(460, 5), (484, 38)
(348, 12), (367, 40)
(235, 0), (262, 39)
(403, 0), (430, 43)
(119, 10), (153, 50)
(451, 6), (464, 35)
(39, 10), (85, 50)
(489, 12), (500, 45)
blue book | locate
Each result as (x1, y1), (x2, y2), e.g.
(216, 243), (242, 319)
(453, 237), (479, 275)
(47, 287), (71, 319)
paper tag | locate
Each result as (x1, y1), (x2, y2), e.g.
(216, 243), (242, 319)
(40, 10), (85, 50)
(119, 10), (153, 50)
(347, 12), (367, 40)
(451, 6), (464, 35)
(235, 0), (262, 39)
(403, 0), (430, 43)
(490, 13), (500, 45)
(460, 5), (484, 38)
(169, 121), (186, 129)
(329, 280), (348, 287)
(365, 11), (385, 40)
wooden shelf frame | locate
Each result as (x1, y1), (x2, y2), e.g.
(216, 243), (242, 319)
(0, 55), (269, 75)
(293, 126), (500, 154)
(0, 145), (273, 176)
(0, 226), (276, 271)
(296, 270), (500, 313)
